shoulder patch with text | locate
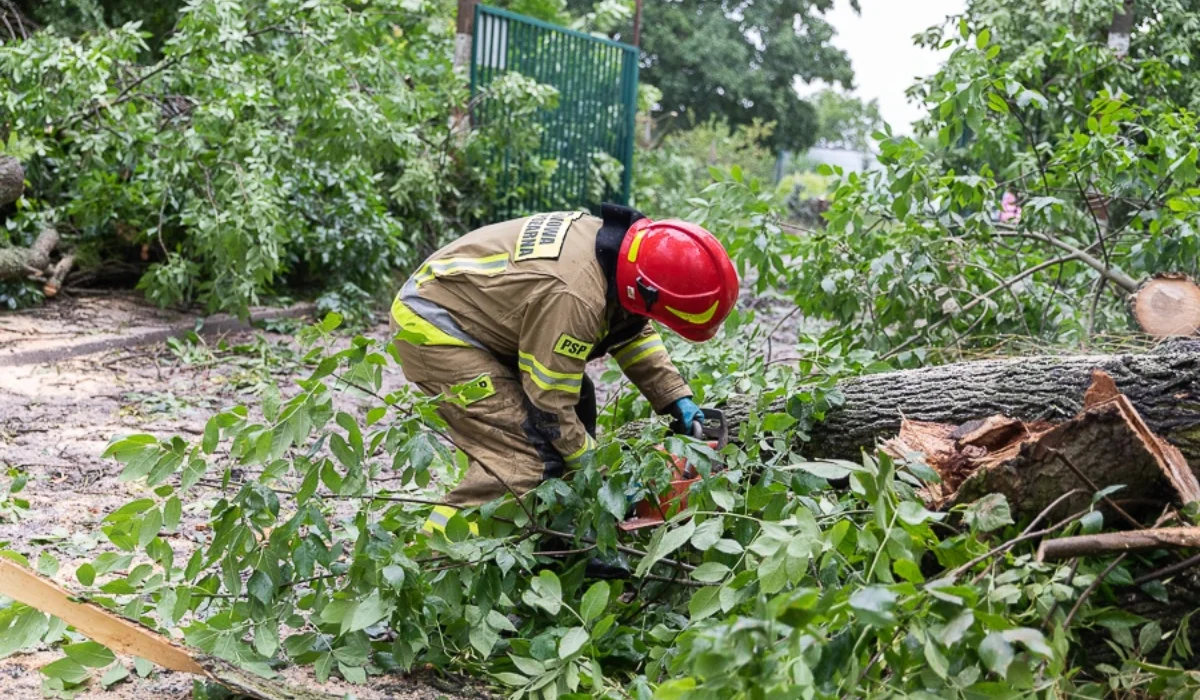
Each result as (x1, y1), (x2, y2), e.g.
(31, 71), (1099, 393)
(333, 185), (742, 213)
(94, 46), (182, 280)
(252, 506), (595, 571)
(513, 211), (584, 261)
(553, 333), (594, 361)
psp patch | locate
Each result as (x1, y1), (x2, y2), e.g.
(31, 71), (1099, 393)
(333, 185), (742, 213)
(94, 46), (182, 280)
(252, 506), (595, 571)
(513, 211), (583, 261)
(553, 333), (594, 361)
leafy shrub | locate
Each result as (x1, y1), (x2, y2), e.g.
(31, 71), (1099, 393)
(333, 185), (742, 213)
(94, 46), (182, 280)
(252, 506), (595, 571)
(0, 0), (556, 315)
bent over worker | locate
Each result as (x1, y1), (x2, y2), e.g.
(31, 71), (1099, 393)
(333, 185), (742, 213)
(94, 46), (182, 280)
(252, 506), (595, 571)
(390, 204), (739, 521)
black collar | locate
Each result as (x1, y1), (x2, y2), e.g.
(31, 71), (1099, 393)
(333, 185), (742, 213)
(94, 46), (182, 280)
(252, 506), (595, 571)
(592, 203), (650, 358)
(595, 203), (647, 306)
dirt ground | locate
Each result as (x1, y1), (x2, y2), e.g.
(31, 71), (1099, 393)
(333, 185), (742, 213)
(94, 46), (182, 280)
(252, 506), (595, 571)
(0, 291), (806, 699)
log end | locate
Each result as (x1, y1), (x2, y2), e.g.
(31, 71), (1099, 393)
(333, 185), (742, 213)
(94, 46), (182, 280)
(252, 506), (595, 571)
(1132, 274), (1200, 337)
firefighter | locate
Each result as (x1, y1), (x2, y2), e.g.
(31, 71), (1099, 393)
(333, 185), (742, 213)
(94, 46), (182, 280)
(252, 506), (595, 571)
(390, 204), (739, 532)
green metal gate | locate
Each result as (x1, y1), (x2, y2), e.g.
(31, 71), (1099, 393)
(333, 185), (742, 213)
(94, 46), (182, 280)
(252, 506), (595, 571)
(471, 5), (639, 219)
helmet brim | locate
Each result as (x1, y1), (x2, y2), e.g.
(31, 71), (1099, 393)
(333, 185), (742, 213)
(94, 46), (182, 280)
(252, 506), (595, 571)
(673, 324), (719, 343)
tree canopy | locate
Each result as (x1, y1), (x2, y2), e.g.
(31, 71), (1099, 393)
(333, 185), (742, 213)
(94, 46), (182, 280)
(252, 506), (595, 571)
(639, 0), (857, 152)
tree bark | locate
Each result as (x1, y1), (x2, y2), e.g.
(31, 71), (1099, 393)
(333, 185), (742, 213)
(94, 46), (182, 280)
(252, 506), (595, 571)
(705, 343), (1200, 467)
(0, 155), (23, 207)
(0, 227), (59, 280)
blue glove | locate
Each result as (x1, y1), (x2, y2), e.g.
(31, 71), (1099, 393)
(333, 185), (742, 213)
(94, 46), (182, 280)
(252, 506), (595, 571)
(669, 397), (702, 435)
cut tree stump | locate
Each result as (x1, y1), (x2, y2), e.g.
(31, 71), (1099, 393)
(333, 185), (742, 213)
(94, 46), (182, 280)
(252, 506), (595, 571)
(1131, 274), (1200, 337)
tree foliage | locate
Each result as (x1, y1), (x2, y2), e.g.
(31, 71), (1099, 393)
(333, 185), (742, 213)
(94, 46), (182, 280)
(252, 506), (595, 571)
(785, 0), (1200, 363)
(0, 0), (554, 314)
(639, 0), (856, 152)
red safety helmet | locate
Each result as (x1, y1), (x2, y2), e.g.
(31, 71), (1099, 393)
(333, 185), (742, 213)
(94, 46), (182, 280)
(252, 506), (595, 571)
(616, 218), (739, 342)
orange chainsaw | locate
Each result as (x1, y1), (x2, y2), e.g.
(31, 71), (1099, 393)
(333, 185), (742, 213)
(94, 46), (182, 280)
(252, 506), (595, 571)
(620, 408), (728, 531)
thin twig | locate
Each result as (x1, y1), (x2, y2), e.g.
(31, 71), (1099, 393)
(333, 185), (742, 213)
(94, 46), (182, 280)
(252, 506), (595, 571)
(1063, 554), (1128, 629)
(1133, 551), (1200, 586)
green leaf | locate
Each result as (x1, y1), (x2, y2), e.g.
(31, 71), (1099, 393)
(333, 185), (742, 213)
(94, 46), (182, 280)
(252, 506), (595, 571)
(690, 562), (730, 583)
(849, 586), (897, 627)
(598, 481), (626, 520)
(559, 627), (589, 658)
(320, 312), (344, 333)
(924, 638), (949, 679)
(976, 28), (991, 49)
(470, 623), (499, 657)
(163, 497), (182, 532)
(202, 417), (219, 455)
(100, 663), (129, 689)
(247, 571), (274, 605)
(343, 590), (391, 634)
(897, 501), (943, 525)
(40, 658), (89, 684)
(786, 460), (853, 480)
(522, 570), (563, 616)
(580, 582), (609, 624)
(979, 632), (1014, 676)
(138, 508), (162, 548)
(688, 586), (722, 621)
(964, 494), (1013, 532)
(63, 641), (115, 668)
(690, 517), (723, 551)
(76, 564), (95, 587)
(37, 552), (58, 577)
(635, 519), (695, 576)
(133, 657), (153, 678)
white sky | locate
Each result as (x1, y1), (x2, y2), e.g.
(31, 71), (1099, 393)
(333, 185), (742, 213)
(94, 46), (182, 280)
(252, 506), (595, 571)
(806, 0), (967, 135)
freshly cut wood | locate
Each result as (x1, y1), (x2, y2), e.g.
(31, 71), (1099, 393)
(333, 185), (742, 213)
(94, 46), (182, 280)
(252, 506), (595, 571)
(879, 371), (1200, 518)
(0, 558), (207, 675)
(1130, 274), (1200, 337)
(0, 559), (338, 700)
(0, 155), (22, 207)
(1038, 527), (1200, 562)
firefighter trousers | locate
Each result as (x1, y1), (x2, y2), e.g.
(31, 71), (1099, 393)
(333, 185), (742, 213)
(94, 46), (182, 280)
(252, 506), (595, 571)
(393, 340), (597, 507)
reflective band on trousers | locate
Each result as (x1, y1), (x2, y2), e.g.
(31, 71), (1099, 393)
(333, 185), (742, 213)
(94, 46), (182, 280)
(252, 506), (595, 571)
(612, 333), (666, 370)
(517, 351), (583, 394)
(564, 434), (596, 468)
(413, 253), (509, 286)
(391, 278), (485, 349)
(422, 505), (480, 535)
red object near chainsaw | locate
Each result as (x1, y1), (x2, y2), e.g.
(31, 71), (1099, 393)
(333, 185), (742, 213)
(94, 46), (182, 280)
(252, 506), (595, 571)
(620, 408), (727, 532)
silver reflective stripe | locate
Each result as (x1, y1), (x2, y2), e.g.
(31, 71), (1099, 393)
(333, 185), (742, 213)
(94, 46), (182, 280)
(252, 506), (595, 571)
(517, 354), (583, 393)
(427, 511), (450, 527)
(400, 278), (486, 350)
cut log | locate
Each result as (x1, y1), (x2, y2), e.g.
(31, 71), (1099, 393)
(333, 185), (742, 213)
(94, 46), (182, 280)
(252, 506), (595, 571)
(0, 226), (58, 280)
(1130, 274), (1200, 337)
(682, 343), (1200, 469)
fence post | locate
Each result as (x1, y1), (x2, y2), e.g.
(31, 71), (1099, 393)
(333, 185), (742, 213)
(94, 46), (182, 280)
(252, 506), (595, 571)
(455, 0), (478, 69)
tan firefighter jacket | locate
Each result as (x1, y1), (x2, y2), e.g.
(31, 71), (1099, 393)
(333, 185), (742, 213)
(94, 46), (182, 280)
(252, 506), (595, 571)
(391, 205), (693, 469)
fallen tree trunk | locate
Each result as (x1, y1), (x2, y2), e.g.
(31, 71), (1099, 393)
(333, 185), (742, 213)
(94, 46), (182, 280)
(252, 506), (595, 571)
(708, 342), (1200, 467)
(0, 155), (23, 206)
(0, 226), (59, 280)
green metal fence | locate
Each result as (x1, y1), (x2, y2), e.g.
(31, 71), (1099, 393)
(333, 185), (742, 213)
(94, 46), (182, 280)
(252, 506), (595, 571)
(471, 5), (639, 219)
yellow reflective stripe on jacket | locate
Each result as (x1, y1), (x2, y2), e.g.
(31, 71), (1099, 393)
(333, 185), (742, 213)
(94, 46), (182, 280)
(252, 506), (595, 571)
(564, 434), (596, 468)
(517, 351), (583, 394)
(422, 505), (479, 535)
(414, 253), (509, 286)
(612, 332), (666, 370)
(391, 296), (472, 347)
